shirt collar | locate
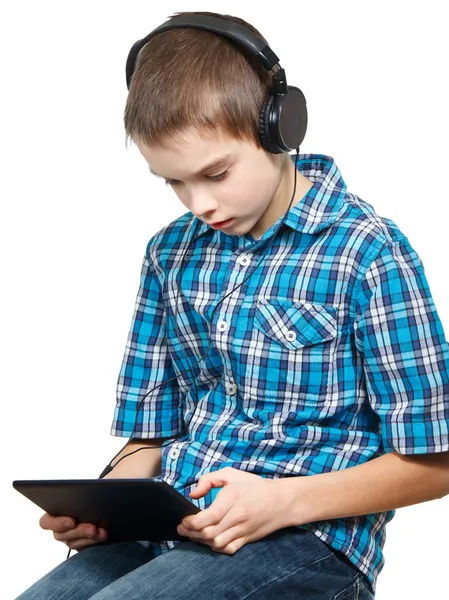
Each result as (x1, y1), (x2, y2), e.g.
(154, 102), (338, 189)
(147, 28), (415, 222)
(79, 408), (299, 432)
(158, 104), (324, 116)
(192, 153), (347, 241)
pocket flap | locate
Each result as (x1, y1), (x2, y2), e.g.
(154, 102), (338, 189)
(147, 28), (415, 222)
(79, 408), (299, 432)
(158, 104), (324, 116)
(255, 299), (337, 348)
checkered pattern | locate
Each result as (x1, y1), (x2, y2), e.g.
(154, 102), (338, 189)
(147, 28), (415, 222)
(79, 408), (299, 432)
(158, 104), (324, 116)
(111, 153), (449, 594)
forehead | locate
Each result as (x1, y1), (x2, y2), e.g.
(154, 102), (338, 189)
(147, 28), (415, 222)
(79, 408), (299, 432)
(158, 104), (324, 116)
(135, 127), (255, 178)
(136, 127), (233, 160)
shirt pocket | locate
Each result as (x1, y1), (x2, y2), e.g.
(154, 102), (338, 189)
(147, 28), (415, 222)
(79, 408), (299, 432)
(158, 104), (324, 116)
(235, 298), (338, 408)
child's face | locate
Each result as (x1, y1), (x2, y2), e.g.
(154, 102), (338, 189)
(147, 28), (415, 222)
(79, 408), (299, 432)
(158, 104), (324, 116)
(135, 126), (309, 239)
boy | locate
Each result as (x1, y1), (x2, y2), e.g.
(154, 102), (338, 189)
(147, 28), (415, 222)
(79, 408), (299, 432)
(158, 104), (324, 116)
(17, 10), (449, 600)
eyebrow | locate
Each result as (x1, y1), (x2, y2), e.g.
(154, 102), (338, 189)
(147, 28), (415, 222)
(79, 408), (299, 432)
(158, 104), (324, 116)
(148, 154), (232, 179)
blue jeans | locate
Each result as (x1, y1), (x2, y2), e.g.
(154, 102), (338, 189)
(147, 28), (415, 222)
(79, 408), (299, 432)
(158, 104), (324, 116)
(16, 527), (375, 599)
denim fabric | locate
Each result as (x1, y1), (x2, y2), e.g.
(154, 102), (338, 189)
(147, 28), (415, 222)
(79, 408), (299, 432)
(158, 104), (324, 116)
(16, 528), (374, 599)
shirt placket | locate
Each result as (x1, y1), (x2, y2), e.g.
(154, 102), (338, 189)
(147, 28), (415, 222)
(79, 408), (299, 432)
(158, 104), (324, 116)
(214, 246), (255, 405)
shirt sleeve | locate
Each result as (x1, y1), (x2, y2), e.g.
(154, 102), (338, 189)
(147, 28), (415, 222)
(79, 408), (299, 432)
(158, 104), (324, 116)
(110, 250), (183, 438)
(353, 236), (449, 455)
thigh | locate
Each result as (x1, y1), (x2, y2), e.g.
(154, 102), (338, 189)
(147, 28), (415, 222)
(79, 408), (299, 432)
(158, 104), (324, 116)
(15, 541), (155, 600)
(90, 527), (374, 600)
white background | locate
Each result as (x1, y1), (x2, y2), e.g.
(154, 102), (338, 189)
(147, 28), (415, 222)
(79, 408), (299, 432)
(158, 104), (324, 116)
(1, 1), (448, 598)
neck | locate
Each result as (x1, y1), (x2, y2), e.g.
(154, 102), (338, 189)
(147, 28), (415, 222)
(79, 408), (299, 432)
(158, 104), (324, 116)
(250, 155), (313, 239)
(284, 154), (313, 209)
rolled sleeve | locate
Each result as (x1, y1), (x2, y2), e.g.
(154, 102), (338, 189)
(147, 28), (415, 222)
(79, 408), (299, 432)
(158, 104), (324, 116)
(354, 237), (449, 455)
(111, 250), (183, 438)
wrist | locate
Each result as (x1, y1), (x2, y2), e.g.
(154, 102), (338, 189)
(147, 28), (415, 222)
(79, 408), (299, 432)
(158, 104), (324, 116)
(274, 476), (311, 529)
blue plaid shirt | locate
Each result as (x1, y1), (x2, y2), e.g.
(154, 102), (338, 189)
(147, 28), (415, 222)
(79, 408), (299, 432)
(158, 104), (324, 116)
(111, 153), (449, 593)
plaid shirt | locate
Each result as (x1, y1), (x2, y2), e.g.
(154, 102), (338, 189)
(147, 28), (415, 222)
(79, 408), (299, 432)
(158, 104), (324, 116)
(111, 153), (449, 593)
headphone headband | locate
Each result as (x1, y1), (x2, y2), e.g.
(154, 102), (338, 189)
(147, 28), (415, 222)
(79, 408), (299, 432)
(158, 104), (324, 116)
(126, 14), (281, 89)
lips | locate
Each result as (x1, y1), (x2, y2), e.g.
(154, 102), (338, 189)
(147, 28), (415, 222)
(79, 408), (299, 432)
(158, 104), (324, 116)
(208, 218), (235, 230)
(211, 219), (231, 226)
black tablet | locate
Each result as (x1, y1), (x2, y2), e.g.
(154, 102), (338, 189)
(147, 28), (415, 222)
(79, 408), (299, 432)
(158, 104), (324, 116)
(12, 478), (201, 542)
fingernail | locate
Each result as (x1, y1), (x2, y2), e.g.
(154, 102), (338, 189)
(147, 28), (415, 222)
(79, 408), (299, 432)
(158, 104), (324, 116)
(64, 519), (74, 529)
(98, 529), (107, 540)
(86, 527), (94, 537)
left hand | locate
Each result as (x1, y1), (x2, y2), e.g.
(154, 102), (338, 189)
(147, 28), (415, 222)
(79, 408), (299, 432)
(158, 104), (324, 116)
(176, 467), (290, 555)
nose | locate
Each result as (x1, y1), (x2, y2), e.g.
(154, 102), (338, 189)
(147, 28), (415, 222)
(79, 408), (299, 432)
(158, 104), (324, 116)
(188, 190), (218, 219)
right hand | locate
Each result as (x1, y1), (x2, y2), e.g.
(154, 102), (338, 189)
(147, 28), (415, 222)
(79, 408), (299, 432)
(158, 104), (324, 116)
(39, 513), (108, 551)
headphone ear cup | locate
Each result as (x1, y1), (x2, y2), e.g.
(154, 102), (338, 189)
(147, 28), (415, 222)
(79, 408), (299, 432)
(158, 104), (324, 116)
(259, 86), (307, 154)
(259, 94), (283, 154)
(279, 86), (307, 151)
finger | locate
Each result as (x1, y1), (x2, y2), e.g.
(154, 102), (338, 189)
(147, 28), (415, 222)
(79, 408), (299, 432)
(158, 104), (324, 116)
(189, 479), (217, 499)
(212, 536), (247, 555)
(189, 468), (233, 499)
(57, 527), (107, 548)
(39, 514), (76, 533)
(182, 490), (232, 531)
(190, 473), (226, 498)
(180, 523), (246, 554)
(64, 530), (107, 551)
(53, 523), (99, 543)
(209, 525), (246, 551)
(179, 516), (242, 548)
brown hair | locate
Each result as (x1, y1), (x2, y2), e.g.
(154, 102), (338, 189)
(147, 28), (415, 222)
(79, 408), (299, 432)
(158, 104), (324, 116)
(124, 11), (274, 151)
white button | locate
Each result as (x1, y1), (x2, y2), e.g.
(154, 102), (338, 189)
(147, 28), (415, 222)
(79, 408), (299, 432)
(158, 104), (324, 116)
(227, 382), (237, 395)
(285, 330), (297, 342)
(169, 447), (180, 459)
(217, 320), (228, 332)
(237, 254), (250, 267)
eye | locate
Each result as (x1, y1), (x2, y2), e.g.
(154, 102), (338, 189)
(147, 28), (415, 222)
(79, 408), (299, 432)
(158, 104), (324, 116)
(164, 170), (229, 187)
(206, 170), (229, 182)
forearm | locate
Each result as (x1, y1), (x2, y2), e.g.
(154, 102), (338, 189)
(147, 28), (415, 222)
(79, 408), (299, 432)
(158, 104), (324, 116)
(106, 438), (170, 479)
(279, 450), (449, 527)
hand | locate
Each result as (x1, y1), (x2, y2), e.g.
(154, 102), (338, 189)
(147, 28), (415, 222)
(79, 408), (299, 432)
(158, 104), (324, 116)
(176, 467), (290, 555)
(38, 461), (153, 550)
(39, 468), (125, 550)
(39, 513), (108, 551)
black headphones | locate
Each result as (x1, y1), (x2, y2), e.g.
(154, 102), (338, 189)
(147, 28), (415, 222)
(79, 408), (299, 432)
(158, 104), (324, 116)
(125, 13), (307, 154)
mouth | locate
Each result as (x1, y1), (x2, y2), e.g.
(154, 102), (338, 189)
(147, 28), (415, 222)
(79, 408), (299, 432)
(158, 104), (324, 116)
(209, 218), (234, 229)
